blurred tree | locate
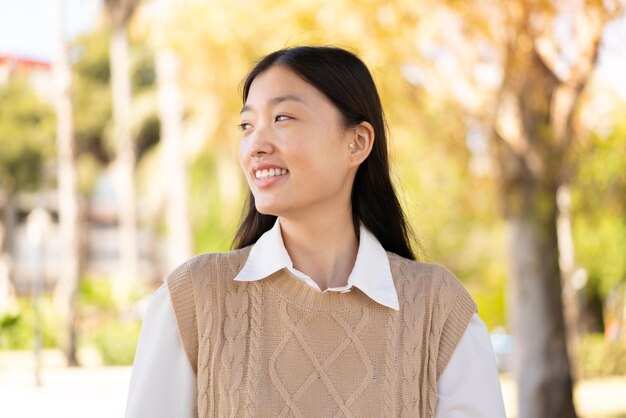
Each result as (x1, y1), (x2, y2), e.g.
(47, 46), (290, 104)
(0, 79), (54, 302)
(572, 117), (626, 333)
(72, 26), (160, 185)
(394, 0), (623, 417)
(0, 80), (54, 193)
(155, 49), (193, 269)
(72, 28), (113, 168)
(72, 26), (159, 196)
(432, 1), (625, 416)
(53, 0), (83, 366)
(145, 0), (193, 270)
(104, 0), (141, 303)
(492, 4), (622, 417)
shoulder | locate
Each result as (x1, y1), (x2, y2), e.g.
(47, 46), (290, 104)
(387, 251), (476, 310)
(164, 247), (254, 334)
(386, 252), (462, 289)
(165, 246), (253, 307)
(165, 246), (252, 287)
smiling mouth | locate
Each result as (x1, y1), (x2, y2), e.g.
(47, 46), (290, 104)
(254, 168), (289, 179)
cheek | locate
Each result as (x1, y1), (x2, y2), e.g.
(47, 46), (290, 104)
(293, 148), (346, 187)
(238, 140), (249, 169)
(238, 143), (254, 185)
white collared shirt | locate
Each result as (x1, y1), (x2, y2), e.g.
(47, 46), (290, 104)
(125, 221), (506, 418)
(235, 220), (400, 309)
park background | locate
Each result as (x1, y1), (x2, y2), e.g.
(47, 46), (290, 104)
(1, 0), (626, 417)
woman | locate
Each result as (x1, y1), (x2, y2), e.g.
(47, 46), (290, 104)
(125, 46), (506, 417)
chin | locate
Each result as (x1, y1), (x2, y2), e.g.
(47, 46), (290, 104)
(254, 201), (282, 217)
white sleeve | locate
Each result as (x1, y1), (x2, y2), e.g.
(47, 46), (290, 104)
(434, 313), (507, 418)
(125, 283), (197, 418)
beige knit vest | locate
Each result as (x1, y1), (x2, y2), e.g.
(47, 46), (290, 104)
(167, 247), (476, 418)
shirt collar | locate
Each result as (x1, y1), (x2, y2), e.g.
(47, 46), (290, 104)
(234, 219), (399, 311)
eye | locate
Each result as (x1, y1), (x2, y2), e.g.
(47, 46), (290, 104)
(238, 122), (253, 132)
(275, 114), (292, 122)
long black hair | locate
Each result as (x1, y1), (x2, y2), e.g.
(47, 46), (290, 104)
(233, 46), (416, 260)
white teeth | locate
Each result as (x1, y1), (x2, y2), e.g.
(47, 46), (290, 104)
(254, 168), (288, 179)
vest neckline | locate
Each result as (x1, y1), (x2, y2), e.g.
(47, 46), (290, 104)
(263, 269), (374, 312)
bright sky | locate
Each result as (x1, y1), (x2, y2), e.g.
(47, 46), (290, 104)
(0, 0), (625, 99)
(0, 0), (101, 61)
(596, 14), (626, 99)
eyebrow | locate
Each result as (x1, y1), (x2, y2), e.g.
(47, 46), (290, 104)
(240, 94), (307, 114)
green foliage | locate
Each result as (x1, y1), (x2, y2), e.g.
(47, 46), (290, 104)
(0, 78), (55, 192)
(72, 28), (113, 166)
(467, 261), (508, 329)
(134, 113), (160, 158)
(93, 320), (141, 365)
(572, 120), (626, 300)
(0, 313), (29, 350)
(189, 152), (243, 252)
(77, 277), (149, 365)
(0, 313), (22, 349)
(577, 333), (626, 378)
(0, 297), (59, 350)
(73, 29), (111, 82)
(0, 312), (19, 328)
(79, 277), (117, 311)
(131, 45), (156, 92)
(72, 27), (159, 170)
(575, 216), (626, 298)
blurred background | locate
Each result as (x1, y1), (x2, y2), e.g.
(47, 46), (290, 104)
(0, 0), (625, 417)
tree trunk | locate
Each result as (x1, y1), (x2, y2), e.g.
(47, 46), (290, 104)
(53, 0), (81, 366)
(441, 0), (618, 413)
(0, 192), (17, 311)
(506, 184), (576, 418)
(110, 24), (138, 300)
(557, 184), (581, 378)
(495, 36), (580, 418)
(156, 48), (192, 270)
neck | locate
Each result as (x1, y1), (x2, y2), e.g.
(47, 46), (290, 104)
(279, 211), (358, 291)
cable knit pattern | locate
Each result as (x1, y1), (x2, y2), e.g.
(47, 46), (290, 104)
(243, 281), (262, 418)
(197, 262), (214, 418)
(396, 257), (426, 416)
(167, 248), (476, 418)
(268, 302), (374, 418)
(383, 306), (399, 417)
(424, 268), (448, 417)
(219, 259), (249, 417)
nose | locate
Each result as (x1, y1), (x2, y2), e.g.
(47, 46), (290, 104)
(248, 125), (274, 158)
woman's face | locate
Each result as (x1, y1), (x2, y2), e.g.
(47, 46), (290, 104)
(239, 65), (356, 220)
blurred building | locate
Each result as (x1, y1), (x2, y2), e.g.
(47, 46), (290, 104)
(6, 178), (166, 296)
(0, 54), (53, 99)
(1, 52), (166, 297)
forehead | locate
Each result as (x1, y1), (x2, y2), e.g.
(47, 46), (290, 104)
(244, 65), (325, 107)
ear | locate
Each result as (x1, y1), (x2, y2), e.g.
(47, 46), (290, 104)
(347, 121), (375, 167)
